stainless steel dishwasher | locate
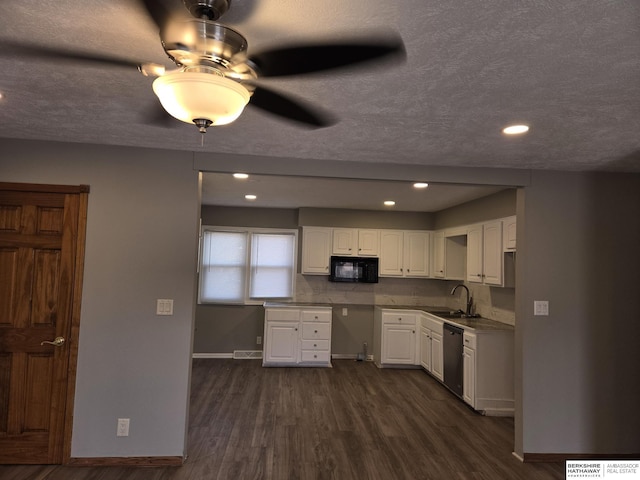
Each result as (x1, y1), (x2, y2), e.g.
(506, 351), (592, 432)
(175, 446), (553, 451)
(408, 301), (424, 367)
(443, 323), (464, 398)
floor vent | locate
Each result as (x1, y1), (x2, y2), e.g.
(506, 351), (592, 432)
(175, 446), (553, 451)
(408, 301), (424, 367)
(233, 350), (263, 360)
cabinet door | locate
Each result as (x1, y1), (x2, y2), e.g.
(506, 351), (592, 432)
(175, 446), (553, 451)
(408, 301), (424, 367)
(404, 231), (430, 277)
(379, 230), (404, 276)
(431, 231), (445, 278)
(357, 229), (380, 256)
(301, 227), (331, 274)
(430, 331), (444, 381)
(467, 224), (483, 283)
(482, 220), (503, 286)
(420, 327), (432, 371)
(503, 216), (516, 251)
(332, 228), (356, 255)
(382, 324), (416, 365)
(463, 346), (476, 407)
(264, 322), (299, 364)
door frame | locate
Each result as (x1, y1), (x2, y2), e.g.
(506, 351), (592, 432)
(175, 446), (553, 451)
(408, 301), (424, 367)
(0, 182), (89, 464)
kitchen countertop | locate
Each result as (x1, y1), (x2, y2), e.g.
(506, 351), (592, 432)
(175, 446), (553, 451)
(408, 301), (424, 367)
(263, 302), (332, 308)
(263, 303), (513, 332)
(376, 305), (514, 332)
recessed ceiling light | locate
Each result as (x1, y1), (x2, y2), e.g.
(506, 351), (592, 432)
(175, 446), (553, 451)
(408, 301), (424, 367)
(245, 194), (257, 201)
(502, 125), (529, 135)
(384, 200), (396, 206)
(233, 173), (249, 179)
(413, 182), (429, 189)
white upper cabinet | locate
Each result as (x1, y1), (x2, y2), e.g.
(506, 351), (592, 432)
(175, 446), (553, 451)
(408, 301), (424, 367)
(482, 220), (503, 285)
(332, 228), (379, 256)
(379, 230), (404, 276)
(431, 230), (446, 278)
(301, 226), (331, 274)
(466, 224), (483, 283)
(332, 228), (357, 255)
(467, 220), (503, 286)
(403, 231), (430, 277)
(503, 215), (516, 251)
(379, 230), (430, 278)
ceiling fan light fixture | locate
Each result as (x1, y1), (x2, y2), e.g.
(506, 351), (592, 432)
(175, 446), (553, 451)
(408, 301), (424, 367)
(152, 71), (250, 129)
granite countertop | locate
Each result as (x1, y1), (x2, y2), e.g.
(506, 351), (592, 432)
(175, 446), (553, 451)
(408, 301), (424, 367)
(263, 302), (332, 308)
(377, 305), (514, 332)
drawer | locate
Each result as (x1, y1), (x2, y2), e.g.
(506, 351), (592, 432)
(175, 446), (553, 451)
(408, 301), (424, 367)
(463, 332), (476, 350)
(301, 323), (331, 340)
(382, 312), (417, 325)
(301, 339), (330, 351)
(301, 310), (331, 323)
(265, 308), (299, 321)
(420, 314), (443, 333)
(300, 350), (330, 363)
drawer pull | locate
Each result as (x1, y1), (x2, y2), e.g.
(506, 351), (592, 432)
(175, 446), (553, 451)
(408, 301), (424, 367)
(314, 354), (317, 358)
(314, 343), (317, 347)
(314, 330), (318, 333)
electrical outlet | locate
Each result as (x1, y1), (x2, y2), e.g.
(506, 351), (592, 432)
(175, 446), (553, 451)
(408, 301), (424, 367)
(256, 336), (262, 345)
(342, 308), (348, 316)
(117, 418), (130, 437)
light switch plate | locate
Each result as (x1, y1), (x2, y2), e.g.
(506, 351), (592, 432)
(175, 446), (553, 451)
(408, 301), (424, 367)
(534, 300), (549, 316)
(156, 299), (174, 315)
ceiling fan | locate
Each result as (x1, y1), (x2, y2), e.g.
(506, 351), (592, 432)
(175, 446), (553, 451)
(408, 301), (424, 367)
(3, 0), (406, 133)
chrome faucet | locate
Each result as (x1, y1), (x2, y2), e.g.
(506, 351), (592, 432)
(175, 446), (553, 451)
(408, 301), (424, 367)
(451, 284), (473, 316)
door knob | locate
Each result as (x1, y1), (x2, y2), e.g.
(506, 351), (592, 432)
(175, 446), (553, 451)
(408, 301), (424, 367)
(41, 336), (65, 347)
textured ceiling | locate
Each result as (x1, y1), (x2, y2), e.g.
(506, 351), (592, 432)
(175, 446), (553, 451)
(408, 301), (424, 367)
(1, 0), (640, 176)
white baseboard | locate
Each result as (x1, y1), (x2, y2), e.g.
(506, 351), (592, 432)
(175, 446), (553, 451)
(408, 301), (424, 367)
(192, 353), (232, 359)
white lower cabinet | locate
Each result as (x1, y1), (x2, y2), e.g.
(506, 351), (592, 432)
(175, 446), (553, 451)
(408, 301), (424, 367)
(263, 306), (332, 367)
(462, 330), (514, 415)
(420, 313), (443, 382)
(373, 309), (419, 367)
(462, 344), (475, 407)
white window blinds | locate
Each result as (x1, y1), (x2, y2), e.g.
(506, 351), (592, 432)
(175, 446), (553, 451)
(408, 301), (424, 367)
(249, 232), (296, 299)
(200, 231), (247, 303)
(199, 228), (297, 304)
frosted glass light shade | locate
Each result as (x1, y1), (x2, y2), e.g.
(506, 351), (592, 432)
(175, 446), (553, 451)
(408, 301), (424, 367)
(152, 71), (250, 126)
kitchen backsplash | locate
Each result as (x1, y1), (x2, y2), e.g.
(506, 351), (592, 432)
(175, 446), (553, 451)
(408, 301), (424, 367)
(295, 275), (515, 326)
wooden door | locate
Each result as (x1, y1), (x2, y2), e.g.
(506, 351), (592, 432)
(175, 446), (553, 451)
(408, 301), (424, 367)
(0, 183), (88, 464)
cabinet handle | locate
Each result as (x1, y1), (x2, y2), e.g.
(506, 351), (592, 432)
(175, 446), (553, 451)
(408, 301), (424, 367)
(295, 328), (298, 331)
(314, 316), (318, 319)
(464, 339), (469, 343)
(314, 343), (317, 347)
(314, 330), (318, 333)
(314, 354), (318, 358)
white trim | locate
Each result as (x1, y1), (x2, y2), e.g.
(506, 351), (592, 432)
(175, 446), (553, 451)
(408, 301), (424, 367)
(192, 353), (232, 359)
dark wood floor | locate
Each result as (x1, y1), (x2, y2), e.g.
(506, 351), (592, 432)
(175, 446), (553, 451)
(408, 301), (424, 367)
(0, 359), (565, 480)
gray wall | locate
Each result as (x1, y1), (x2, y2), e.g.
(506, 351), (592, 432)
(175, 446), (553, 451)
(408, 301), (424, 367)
(515, 170), (640, 456)
(1, 139), (199, 459)
(434, 188), (517, 229)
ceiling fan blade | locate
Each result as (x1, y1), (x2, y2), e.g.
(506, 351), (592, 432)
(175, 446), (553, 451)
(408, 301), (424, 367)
(137, 0), (175, 32)
(248, 35), (406, 77)
(0, 40), (144, 69)
(249, 86), (336, 128)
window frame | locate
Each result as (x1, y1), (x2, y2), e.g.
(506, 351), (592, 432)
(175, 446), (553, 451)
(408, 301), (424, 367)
(198, 226), (298, 305)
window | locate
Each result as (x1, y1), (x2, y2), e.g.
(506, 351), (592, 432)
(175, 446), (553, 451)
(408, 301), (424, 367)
(199, 227), (297, 304)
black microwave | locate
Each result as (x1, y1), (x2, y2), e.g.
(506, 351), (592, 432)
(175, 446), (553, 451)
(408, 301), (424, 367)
(329, 256), (379, 283)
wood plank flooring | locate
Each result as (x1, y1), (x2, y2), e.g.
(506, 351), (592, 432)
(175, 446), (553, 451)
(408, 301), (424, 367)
(0, 359), (565, 480)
